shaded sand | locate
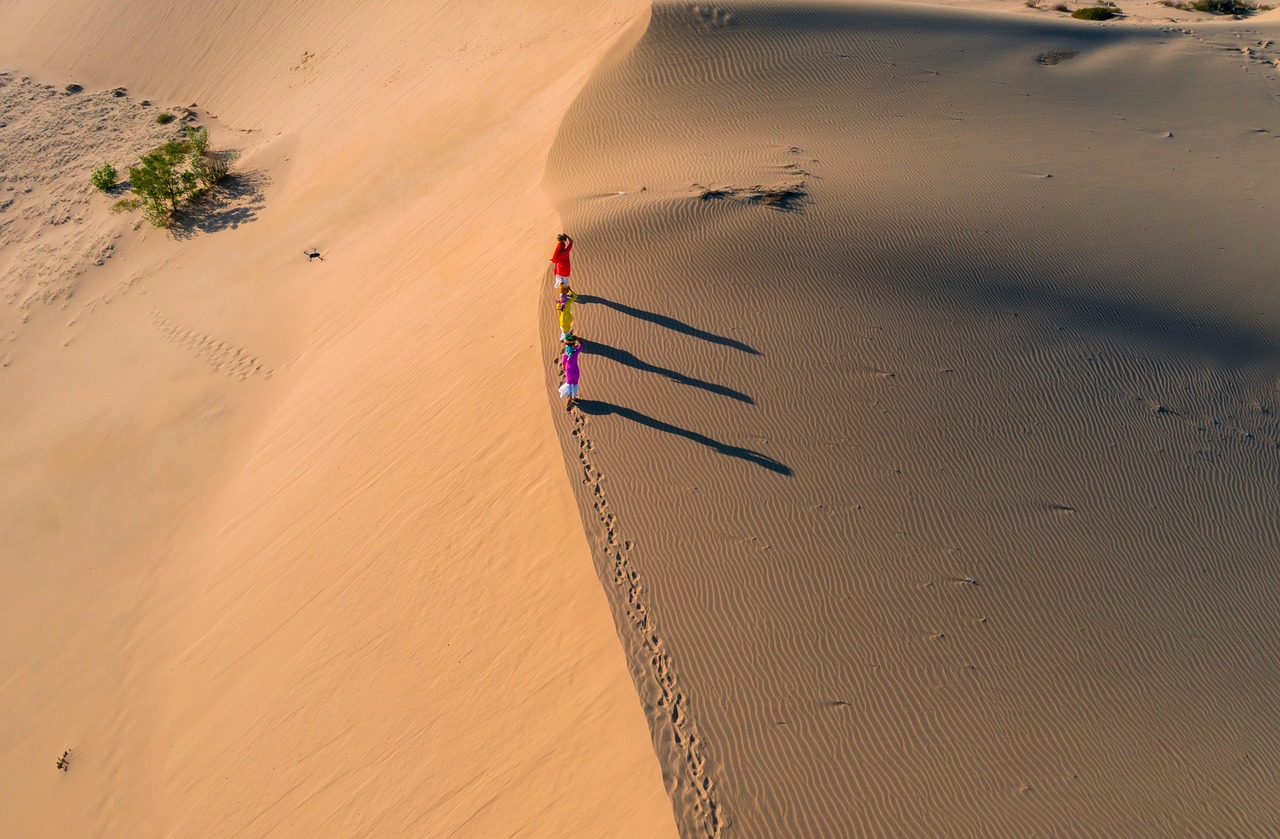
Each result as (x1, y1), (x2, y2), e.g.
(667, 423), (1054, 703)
(1, 2), (675, 837)
(546, 2), (1280, 835)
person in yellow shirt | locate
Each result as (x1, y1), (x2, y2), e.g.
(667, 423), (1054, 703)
(556, 292), (574, 336)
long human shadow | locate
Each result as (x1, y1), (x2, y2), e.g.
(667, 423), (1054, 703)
(968, 278), (1279, 368)
(584, 339), (754, 404)
(575, 399), (791, 475)
(576, 294), (760, 355)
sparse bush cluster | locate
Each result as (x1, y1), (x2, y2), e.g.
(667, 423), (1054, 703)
(90, 162), (118, 192)
(1072, 5), (1120, 18)
(1190, 0), (1257, 12)
(108, 126), (237, 228)
(155, 112), (175, 125)
(696, 183), (808, 212)
(1158, 0), (1260, 10)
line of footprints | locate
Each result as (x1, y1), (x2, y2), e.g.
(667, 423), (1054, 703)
(569, 410), (724, 838)
(151, 308), (272, 380)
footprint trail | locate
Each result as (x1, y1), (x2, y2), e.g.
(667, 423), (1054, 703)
(567, 406), (724, 838)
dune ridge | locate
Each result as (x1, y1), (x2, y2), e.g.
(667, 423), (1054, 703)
(546, 2), (1280, 834)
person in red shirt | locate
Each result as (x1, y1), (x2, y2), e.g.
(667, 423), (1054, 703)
(551, 233), (573, 292)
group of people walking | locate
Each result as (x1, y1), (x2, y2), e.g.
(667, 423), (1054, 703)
(551, 233), (582, 408)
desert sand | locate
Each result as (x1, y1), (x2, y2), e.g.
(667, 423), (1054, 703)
(1, 1), (675, 837)
(546, 1), (1280, 835)
(4, 0), (1280, 836)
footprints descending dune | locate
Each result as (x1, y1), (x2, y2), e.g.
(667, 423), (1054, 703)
(567, 409), (723, 838)
(1163, 27), (1280, 91)
(150, 308), (272, 380)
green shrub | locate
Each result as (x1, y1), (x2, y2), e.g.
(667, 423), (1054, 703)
(190, 149), (238, 189)
(117, 133), (236, 227)
(156, 112), (175, 125)
(90, 162), (118, 192)
(1190, 0), (1255, 13)
(1072, 5), (1120, 17)
(185, 125), (209, 157)
(128, 139), (196, 227)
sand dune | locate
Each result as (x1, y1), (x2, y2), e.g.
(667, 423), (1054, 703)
(547, 2), (1280, 834)
(1, 2), (675, 837)
(8, 0), (1280, 834)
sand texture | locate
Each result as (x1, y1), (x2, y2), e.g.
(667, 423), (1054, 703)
(0, 74), (203, 317)
(1, 1), (675, 837)
(546, 2), (1280, 835)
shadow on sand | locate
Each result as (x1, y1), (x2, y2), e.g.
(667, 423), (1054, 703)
(575, 399), (791, 475)
(576, 294), (760, 355)
(584, 339), (754, 404)
(963, 278), (1280, 368)
(170, 169), (269, 239)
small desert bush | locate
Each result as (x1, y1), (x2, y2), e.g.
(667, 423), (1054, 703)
(155, 112), (175, 125)
(1189, 0), (1256, 13)
(90, 162), (117, 192)
(1025, 0), (1042, 7)
(190, 150), (237, 189)
(185, 125), (209, 157)
(129, 139), (196, 225)
(116, 131), (236, 227)
(1052, 3), (1070, 10)
(1072, 5), (1120, 17)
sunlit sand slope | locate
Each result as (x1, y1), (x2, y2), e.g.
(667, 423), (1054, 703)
(1, 2), (675, 836)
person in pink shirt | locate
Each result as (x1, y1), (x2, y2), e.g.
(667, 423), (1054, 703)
(558, 335), (581, 407)
(551, 233), (573, 292)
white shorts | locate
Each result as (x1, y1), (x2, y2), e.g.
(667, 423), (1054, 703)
(558, 383), (579, 398)
(554, 275), (569, 288)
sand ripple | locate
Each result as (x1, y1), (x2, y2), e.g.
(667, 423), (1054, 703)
(546, 3), (1280, 835)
